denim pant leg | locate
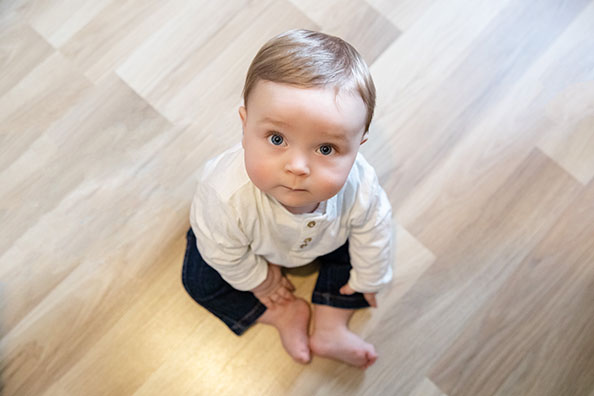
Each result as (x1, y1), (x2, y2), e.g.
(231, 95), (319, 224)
(181, 227), (266, 336)
(312, 240), (370, 309)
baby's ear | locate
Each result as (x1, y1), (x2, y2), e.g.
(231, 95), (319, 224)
(239, 106), (247, 130)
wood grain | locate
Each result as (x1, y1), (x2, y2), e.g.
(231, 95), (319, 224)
(1, 1), (594, 395)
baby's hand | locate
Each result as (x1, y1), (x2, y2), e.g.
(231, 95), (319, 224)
(252, 263), (296, 309)
(257, 277), (295, 309)
(339, 284), (378, 308)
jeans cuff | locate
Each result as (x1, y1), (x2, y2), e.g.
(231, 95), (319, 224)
(229, 303), (267, 336)
(312, 291), (370, 309)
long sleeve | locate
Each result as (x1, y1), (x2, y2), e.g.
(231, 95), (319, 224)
(190, 182), (268, 291)
(346, 169), (394, 293)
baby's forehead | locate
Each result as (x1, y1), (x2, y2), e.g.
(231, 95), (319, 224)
(250, 81), (367, 136)
(251, 80), (365, 113)
(250, 78), (361, 99)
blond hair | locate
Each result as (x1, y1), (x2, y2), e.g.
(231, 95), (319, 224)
(242, 29), (376, 132)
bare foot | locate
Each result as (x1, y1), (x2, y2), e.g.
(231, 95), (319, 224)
(257, 297), (311, 364)
(310, 305), (378, 369)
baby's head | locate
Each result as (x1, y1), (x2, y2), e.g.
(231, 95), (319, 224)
(239, 29), (376, 214)
(242, 29), (376, 132)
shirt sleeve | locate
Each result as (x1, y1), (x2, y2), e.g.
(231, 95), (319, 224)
(190, 182), (268, 291)
(347, 169), (394, 293)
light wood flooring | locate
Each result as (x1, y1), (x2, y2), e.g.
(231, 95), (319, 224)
(1, 0), (594, 395)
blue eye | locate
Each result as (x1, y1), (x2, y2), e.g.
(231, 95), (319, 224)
(319, 145), (333, 155)
(269, 134), (284, 146)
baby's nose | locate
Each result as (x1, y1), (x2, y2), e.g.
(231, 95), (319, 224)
(285, 153), (310, 176)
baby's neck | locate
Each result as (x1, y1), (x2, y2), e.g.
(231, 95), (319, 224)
(283, 202), (319, 215)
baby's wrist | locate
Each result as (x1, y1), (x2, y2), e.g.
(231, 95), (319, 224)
(251, 276), (280, 296)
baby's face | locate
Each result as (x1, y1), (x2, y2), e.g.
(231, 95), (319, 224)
(240, 80), (368, 214)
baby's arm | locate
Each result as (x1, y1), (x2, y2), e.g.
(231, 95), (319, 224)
(251, 262), (296, 308)
(342, 161), (394, 302)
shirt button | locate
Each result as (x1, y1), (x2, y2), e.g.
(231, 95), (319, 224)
(307, 221), (316, 228)
(304, 238), (312, 243)
(300, 244), (307, 248)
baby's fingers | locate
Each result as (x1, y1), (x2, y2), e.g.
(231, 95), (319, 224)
(276, 287), (295, 304)
(339, 284), (355, 295)
(281, 276), (296, 292)
(260, 296), (274, 309)
(364, 293), (378, 308)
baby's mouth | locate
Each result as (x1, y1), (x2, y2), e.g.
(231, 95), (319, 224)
(282, 186), (307, 192)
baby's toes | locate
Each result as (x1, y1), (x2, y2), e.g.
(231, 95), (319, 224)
(362, 348), (378, 369)
(294, 347), (312, 364)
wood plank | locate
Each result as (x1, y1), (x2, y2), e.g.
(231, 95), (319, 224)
(0, 52), (92, 172)
(538, 82), (594, 185)
(0, 75), (176, 335)
(60, 0), (190, 82)
(410, 377), (447, 396)
(37, 238), (205, 396)
(119, 0), (316, 126)
(0, 15), (54, 95)
(115, 1), (249, 105)
(396, 0), (594, 255)
(24, 0), (112, 48)
(365, 0), (512, 206)
(288, 0), (400, 63)
(368, 0), (590, 211)
(365, 0), (441, 31)
(429, 176), (594, 396)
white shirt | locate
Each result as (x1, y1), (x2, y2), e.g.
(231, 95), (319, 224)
(190, 144), (393, 293)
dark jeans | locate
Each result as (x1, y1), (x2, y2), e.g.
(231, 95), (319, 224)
(182, 227), (369, 335)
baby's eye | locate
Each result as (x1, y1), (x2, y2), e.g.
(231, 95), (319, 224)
(268, 134), (284, 146)
(318, 145), (334, 156)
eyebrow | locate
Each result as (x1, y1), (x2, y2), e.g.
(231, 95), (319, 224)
(319, 130), (348, 142)
(261, 117), (349, 142)
(261, 117), (289, 127)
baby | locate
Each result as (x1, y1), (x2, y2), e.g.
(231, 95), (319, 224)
(182, 29), (393, 369)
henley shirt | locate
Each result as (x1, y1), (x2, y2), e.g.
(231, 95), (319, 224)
(190, 143), (393, 293)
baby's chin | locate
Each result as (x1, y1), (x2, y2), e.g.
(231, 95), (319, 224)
(267, 193), (315, 212)
(261, 184), (342, 211)
(276, 197), (315, 209)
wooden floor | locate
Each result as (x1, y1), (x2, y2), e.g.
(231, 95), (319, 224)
(1, 0), (594, 395)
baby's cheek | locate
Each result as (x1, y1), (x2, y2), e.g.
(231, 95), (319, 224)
(246, 154), (275, 190)
(317, 166), (350, 198)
